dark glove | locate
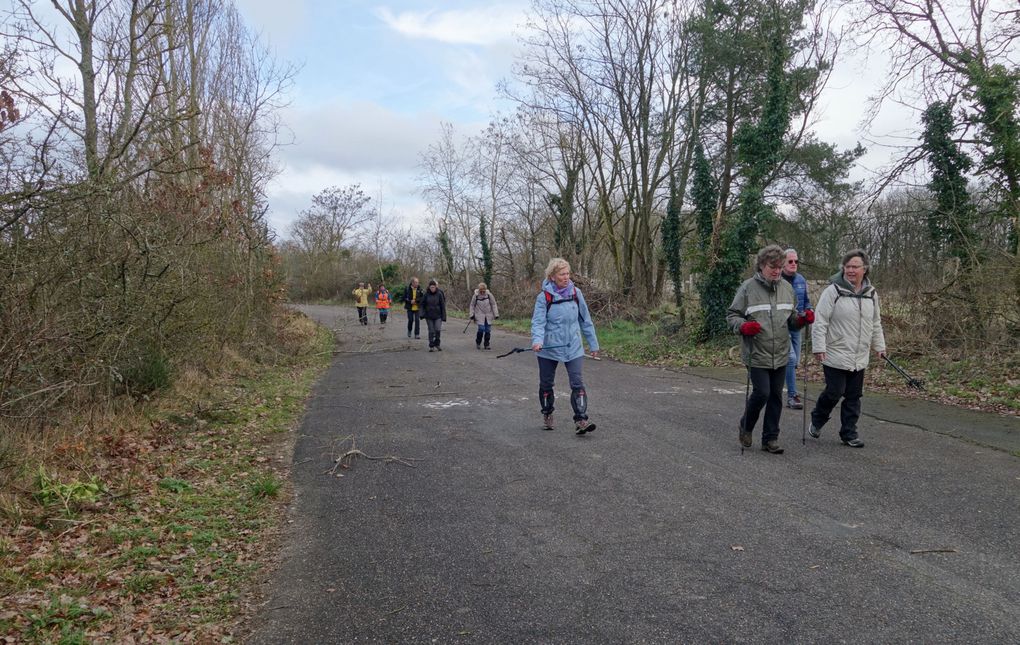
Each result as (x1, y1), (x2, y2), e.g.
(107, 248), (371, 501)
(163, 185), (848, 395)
(495, 316), (499, 320)
(740, 321), (762, 336)
(470, 315), (475, 320)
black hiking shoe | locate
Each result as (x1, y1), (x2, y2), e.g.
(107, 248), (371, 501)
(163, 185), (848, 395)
(808, 424), (821, 439)
(761, 441), (784, 454)
(575, 419), (596, 435)
(841, 437), (864, 448)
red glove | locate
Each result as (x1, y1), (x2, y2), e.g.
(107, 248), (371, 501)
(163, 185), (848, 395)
(797, 310), (815, 326)
(740, 321), (762, 336)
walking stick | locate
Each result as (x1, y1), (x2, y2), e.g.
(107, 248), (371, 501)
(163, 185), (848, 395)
(463, 318), (473, 333)
(495, 345), (568, 359)
(741, 369), (750, 455)
(801, 326), (809, 445)
(882, 354), (926, 390)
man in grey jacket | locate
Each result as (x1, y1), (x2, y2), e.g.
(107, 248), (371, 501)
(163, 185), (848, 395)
(727, 245), (812, 454)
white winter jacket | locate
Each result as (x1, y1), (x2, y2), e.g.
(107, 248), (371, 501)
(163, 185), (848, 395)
(811, 273), (886, 372)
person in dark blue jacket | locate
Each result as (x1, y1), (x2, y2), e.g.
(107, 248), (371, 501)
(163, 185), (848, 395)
(782, 248), (813, 409)
(530, 258), (600, 434)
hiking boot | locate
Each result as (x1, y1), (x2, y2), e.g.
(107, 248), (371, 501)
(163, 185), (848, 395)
(739, 424), (752, 448)
(476, 343), (481, 350)
(787, 394), (803, 409)
(407, 331), (412, 338)
(484, 346), (491, 350)
(543, 413), (554, 430)
(841, 437), (865, 448)
(808, 424), (821, 439)
(575, 419), (596, 435)
(761, 440), (784, 454)
(436, 346), (442, 351)
(428, 346), (434, 352)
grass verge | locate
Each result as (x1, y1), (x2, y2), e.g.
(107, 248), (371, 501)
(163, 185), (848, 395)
(0, 309), (334, 643)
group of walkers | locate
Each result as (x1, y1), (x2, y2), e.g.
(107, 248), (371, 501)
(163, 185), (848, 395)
(730, 244), (887, 454)
(350, 245), (886, 449)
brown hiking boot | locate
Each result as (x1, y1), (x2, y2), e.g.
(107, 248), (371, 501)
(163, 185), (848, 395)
(762, 440), (785, 454)
(739, 423), (752, 448)
(542, 413), (554, 430)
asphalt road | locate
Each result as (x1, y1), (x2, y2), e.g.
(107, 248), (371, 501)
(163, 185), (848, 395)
(250, 305), (1020, 644)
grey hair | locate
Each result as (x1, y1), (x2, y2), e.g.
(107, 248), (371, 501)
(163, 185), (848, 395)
(841, 249), (871, 276)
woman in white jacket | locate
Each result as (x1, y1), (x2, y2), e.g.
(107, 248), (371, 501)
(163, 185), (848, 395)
(809, 249), (887, 448)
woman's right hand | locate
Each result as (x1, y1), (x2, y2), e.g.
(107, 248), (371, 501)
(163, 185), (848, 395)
(814, 352), (826, 363)
(532, 343), (542, 352)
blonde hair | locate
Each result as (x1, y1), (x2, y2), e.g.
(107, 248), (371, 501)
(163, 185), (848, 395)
(477, 282), (487, 290)
(544, 257), (571, 280)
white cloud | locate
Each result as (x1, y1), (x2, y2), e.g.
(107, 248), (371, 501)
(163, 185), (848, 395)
(233, 0), (308, 49)
(375, 5), (526, 46)
(279, 99), (445, 173)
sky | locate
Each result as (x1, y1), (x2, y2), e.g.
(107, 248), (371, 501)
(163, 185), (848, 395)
(233, 0), (530, 240)
(232, 0), (910, 242)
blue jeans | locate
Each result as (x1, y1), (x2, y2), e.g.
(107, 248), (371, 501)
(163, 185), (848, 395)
(785, 329), (802, 398)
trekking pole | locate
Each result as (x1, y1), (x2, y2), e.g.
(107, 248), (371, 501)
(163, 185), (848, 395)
(495, 344), (568, 359)
(463, 318), (472, 333)
(741, 369), (750, 455)
(882, 354), (926, 390)
(801, 326), (809, 445)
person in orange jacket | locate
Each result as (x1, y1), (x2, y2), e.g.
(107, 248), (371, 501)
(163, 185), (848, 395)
(374, 284), (392, 324)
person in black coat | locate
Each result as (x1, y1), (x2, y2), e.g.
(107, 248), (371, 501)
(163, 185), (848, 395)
(421, 279), (447, 351)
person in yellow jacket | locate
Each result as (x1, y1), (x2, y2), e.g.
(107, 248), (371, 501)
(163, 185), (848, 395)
(352, 282), (372, 325)
(374, 284), (392, 324)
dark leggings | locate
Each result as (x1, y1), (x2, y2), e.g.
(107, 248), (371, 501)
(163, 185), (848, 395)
(537, 356), (588, 421)
(811, 365), (866, 440)
(741, 366), (786, 445)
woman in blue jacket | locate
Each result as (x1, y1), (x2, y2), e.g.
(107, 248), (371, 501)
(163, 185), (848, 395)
(530, 258), (600, 434)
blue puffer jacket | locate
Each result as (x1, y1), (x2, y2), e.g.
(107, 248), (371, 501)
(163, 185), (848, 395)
(530, 280), (600, 362)
(783, 272), (812, 314)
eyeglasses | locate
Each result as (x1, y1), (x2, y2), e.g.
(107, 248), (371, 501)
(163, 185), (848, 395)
(786, 260), (799, 264)
(844, 264), (864, 269)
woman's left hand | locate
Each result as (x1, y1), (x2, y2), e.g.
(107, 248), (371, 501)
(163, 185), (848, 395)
(590, 350), (599, 359)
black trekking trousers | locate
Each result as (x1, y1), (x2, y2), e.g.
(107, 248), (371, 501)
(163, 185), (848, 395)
(811, 365), (865, 440)
(741, 365), (785, 445)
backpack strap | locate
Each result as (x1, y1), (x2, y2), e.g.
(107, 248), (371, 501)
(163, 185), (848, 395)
(544, 288), (584, 320)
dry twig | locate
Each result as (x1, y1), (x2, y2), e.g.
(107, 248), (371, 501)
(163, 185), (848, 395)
(325, 436), (422, 474)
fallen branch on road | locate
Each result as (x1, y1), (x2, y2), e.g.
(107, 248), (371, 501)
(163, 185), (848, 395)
(326, 435), (422, 474)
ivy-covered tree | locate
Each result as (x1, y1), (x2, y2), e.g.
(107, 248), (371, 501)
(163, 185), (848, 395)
(478, 213), (493, 287)
(438, 226), (455, 281)
(691, 141), (716, 254)
(920, 101), (975, 265)
(700, 22), (792, 337)
(662, 174), (684, 313)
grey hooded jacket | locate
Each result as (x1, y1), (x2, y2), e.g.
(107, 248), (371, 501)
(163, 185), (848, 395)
(726, 272), (802, 369)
